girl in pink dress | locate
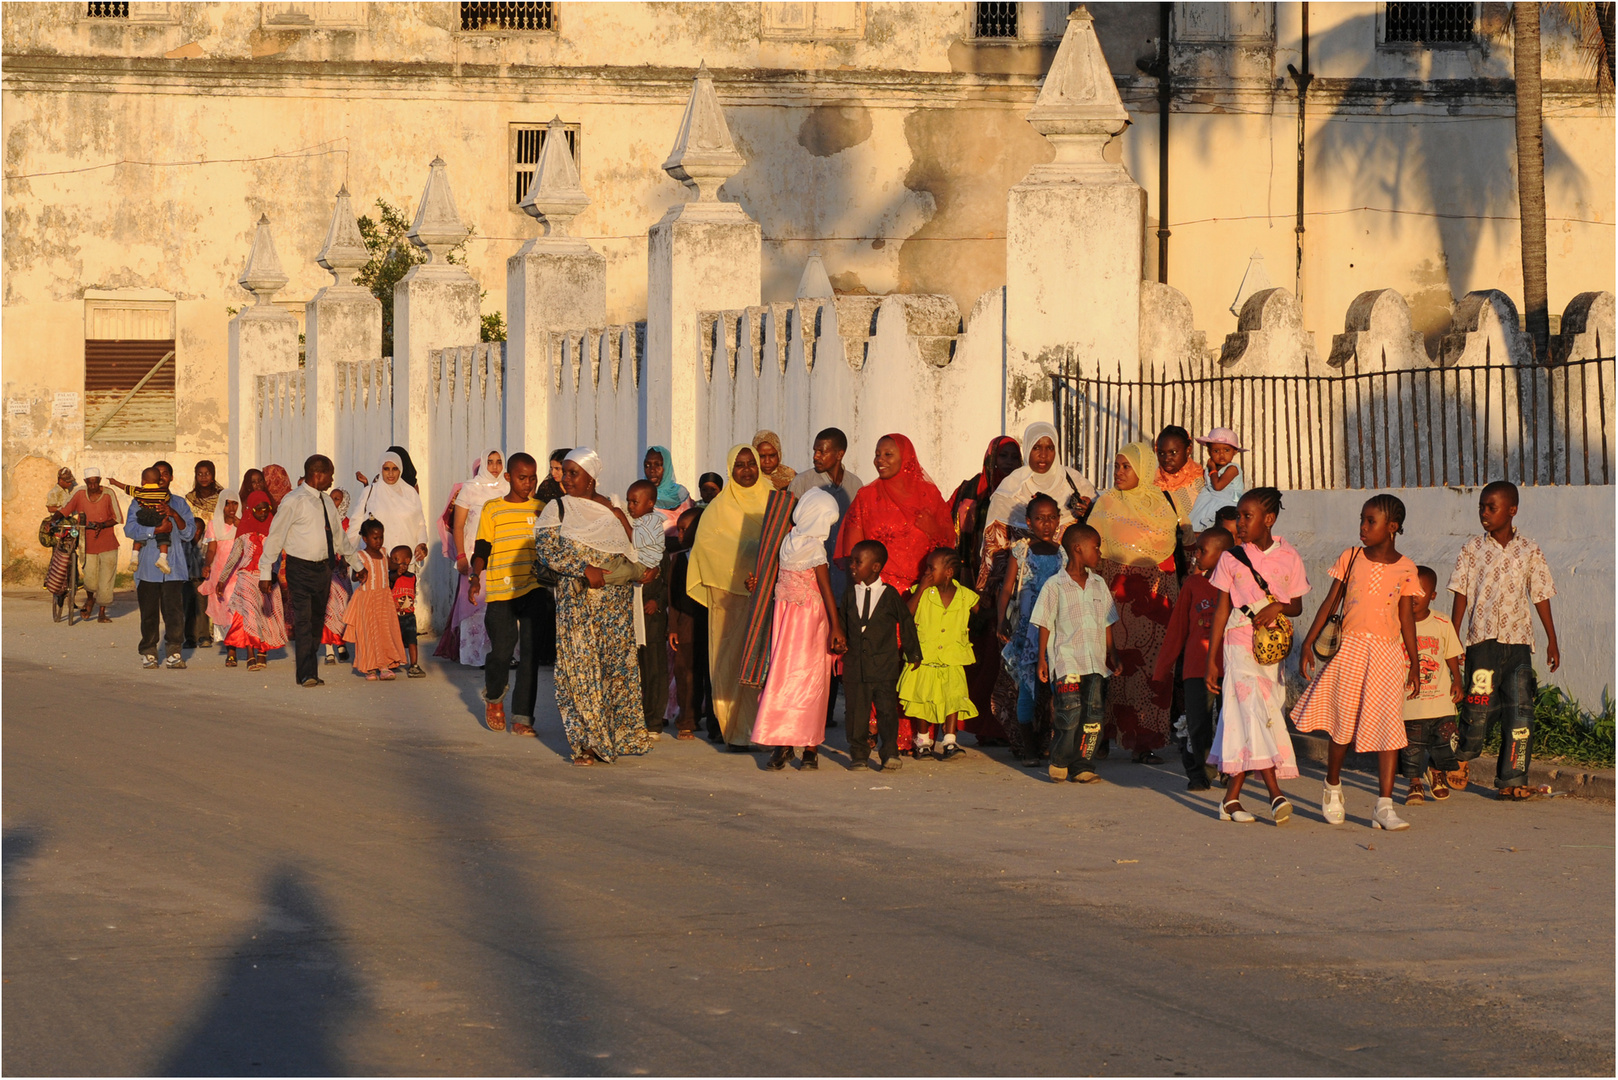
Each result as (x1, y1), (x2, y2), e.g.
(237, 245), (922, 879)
(1295, 493), (1424, 832)
(1204, 488), (1309, 825)
(754, 489), (848, 771)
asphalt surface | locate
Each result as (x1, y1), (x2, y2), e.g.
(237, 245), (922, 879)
(3, 594), (1613, 1076)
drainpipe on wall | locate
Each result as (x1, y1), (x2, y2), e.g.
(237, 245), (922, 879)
(1143, 3), (1172, 284)
(1286, 3), (1313, 306)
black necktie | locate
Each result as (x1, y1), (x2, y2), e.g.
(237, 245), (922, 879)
(861, 586), (871, 625)
(323, 497), (335, 563)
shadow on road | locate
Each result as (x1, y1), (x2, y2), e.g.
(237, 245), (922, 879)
(158, 867), (361, 1077)
(3, 827), (42, 925)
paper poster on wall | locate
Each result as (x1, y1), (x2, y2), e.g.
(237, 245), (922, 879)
(12, 418), (32, 438)
(52, 392), (79, 419)
(7, 398), (29, 414)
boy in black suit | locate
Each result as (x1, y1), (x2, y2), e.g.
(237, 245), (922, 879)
(839, 540), (922, 771)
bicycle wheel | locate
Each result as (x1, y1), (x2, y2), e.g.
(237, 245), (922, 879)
(65, 546), (80, 625)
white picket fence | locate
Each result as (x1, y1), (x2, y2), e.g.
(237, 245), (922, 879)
(257, 369), (312, 475)
(334, 356), (395, 483)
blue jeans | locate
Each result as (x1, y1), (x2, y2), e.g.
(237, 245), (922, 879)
(1016, 673), (1043, 726)
(1457, 641), (1535, 787)
(1051, 674), (1107, 772)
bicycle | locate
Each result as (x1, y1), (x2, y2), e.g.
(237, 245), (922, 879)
(45, 514), (89, 624)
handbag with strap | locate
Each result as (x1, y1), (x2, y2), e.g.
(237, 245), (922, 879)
(1311, 547), (1360, 662)
(1227, 546), (1294, 665)
(1161, 490), (1189, 579)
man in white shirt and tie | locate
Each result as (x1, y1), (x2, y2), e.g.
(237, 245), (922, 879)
(260, 454), (362, 688)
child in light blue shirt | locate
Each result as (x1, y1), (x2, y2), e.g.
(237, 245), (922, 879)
(1190, 427), (1246, 532)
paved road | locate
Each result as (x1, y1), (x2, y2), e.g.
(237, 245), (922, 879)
(3, 594), (1612, 1075)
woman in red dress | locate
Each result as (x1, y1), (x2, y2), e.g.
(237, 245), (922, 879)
(833, 433), (958, 750)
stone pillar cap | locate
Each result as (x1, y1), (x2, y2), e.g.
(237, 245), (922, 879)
(408, 156), (467, 261)
(317, 184), (370, 285)
(239, 213), (289, 304)
(663, 61), (746, 203)
(1024, 5), (1130, 166)
(520, 116), (591, 235)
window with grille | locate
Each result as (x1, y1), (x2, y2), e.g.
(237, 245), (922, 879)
(83, 301), (176, 447)
(85, 2), (129, 17)
(974, 1), (1018, 39)
(461, 1), (554, 31)
(510, 122), (581, 206)
(1383, 3), (1475, 44)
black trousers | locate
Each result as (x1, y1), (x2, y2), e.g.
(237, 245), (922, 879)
(1400, 714), (1461, 778)
(844, 678), (900, 763)
(182, 580), (210, 644)
(641, 607), (669, 731)
(1456, 641), (1536, 787)
(485, 588), (543, 720)
(534, 586), (558, 667)
(136, 580), (186, 659)
(285, 556), (332, 685)
(1051, 674), (1107, 772)
(1180, 678), (1218, 781)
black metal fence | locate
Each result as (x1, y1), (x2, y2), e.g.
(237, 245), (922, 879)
(1051, 355), (1614, 491)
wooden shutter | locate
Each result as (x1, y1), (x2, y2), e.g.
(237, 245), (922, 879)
(84, 338), (177, 445)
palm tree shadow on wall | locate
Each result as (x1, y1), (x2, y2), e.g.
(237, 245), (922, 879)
(1304, 10), (1591, 353)
(159, 867), (362, 1077)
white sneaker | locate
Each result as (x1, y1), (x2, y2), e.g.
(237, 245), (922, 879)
(1372, 797), (1410, 831)
(155, 552), (171, 574)
(1322, 782), (1345, 825)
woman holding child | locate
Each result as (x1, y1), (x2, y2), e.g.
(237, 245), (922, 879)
(1089, 441), (1180, 761)
(535, 448), (654, 765)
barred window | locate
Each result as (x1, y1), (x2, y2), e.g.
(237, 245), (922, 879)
(1384, 3), (1475, 44)
(510, 122), (581, 206)
(461, 2), (554, 31)
(85, 2), (129, 17)
(974, 2), (1018, 39)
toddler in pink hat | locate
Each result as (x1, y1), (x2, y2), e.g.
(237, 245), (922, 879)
(1191, 427), (1246, 532)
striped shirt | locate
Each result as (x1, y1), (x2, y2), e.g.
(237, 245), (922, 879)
(475, 497), (542, 602)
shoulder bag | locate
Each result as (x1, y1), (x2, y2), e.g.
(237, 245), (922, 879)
(1161, 490), (1189, 579)
(1227, 547), (1294, 665)
(1311, 547), (1360, 663)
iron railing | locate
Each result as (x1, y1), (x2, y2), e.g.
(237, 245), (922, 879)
(1051, 356), (1614, 491)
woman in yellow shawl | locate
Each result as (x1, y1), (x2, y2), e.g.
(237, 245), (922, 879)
(688, 444), (772, 750)
(1088, 441), (1181, 762)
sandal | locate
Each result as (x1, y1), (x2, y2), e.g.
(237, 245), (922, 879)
(511, 722), (536, 738)
(365, 671), (379, 681)
(1447, 761), (1470, 791)
(1406, 778), (1426, 806)
(378, 668), (397, 681)
(485, 701), (507, 732)
(572, 754), (593, 766)
(1427, 767), (1451, 801)
(1498, 785), (1551, 801)
(941, 742), (964, 761)
(224, 652), (238, 668)
(247, 655), (266, 672)
(676, 730), (696, 740)
(1220, 799), (1256, 823)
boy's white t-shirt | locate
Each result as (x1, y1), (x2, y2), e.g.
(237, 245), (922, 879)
(1405, 612), (1464, 721)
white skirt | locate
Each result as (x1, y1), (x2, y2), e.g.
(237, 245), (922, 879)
(1207, 644), (1299, 779)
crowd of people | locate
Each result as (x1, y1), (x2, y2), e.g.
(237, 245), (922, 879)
(45, 418), (1562, 830)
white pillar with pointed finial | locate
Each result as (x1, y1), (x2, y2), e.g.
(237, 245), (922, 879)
(645, 61), (762, 486)
(394, 156), (480, 633)
(1005, 5), (1144, 440)
(506, 116), (606, 458)
(228, 214), (299, 482)
(306, 185), (382, 472)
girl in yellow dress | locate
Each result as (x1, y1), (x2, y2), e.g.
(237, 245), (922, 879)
(899, 548), (979, 761)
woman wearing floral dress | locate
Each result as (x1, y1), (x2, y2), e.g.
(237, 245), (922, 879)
(534, 447), (654, 766)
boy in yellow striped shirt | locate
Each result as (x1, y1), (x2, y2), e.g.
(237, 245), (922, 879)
(469, 453), (543, 734)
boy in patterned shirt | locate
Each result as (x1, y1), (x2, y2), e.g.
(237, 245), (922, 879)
(1448, 481), (1559, 800)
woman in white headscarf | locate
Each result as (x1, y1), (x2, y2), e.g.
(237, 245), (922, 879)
(751, 488), (847, 771)
(348, 451), (429, 563)
(434, 449), (508, 666)
(534, 448), (654, 766)
(980, 421), (1096, 581)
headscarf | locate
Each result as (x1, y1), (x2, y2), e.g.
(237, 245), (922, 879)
(751, 429), (797, 489)
(452, 449), (508, 553)
(985, 421), (1097, 531)
(262, 465), (293, 509)
(645, 445), (690, 510)
(237, 491), (274, 536)
(687, 444), (772, 603)
(778, 487), (839, 572)
(350, 451), (428, 551)
(187, 462), (222, 520)
(386, 445), (419, 489)
(56, 466), (75, 487)
(833, 433), (955, 590)
(1089, 441), (1180, 568)
(535, 447), (635, 557)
